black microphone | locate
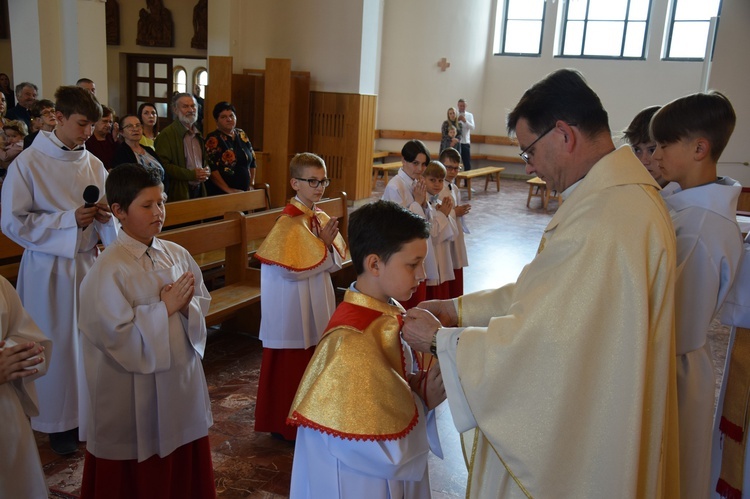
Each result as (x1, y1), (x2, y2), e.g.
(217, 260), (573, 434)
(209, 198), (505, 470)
(83, 185), (99, 208)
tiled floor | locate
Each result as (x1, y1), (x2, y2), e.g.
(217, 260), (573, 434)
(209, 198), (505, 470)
(40, 176), (730, 498)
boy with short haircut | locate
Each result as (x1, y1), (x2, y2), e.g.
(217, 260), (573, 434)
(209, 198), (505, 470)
(438, 147), (470, 297)
(651, 90), (743, 498)
(1, 85), (117, 455)
(78, 163), (215, 498)
(254, 152), (347, 441)
(422, 160), (455, 300)
(622, 106), (679, 198)
(288, 200), (445, 498)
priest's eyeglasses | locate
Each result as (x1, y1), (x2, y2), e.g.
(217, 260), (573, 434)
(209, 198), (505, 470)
(519, 123), (577, 164)
(294, 177), (331, 188)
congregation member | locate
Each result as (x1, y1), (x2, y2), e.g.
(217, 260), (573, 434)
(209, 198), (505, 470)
(112, 114), (166, 186)
(205, 101), (257, 195)
(5, 82), (38, 130)
(440, 107), (461, 153)
(138, 102), (159, 148)
(24, 99), (57, 149)
(456, 98), (475, 173)
(288, 200), (444, 498)
(76, 78), (96, 95)
(254, 153), (346, 441)
(85, 105), (117, 170)
(155, 93), (210, 201)
(1, 86), (117, 455)
(402, 68), (680, 498)
(0, 73), (14, 108)
(650, 91), (743, 498)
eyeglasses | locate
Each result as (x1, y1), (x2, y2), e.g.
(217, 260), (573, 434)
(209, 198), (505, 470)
(445, 166), (461, 171)
(294, 177), (331, 188)
(41, 109), (56, 116)
(519, 123), (577, 164)
(122, 123), (143, 130)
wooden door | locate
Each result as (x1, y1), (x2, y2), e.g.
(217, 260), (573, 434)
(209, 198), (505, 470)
(126, 54), (173, 128)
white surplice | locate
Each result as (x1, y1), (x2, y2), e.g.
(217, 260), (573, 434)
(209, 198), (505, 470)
(441, 182), (469, 270)
(0, 130), (117, 434)
(425, 198), (455, 285)
(665, 178), (743, 498)
(78, 231), (212, 461)
(382, 169), (427, 218)
(0, 276), (51, 499)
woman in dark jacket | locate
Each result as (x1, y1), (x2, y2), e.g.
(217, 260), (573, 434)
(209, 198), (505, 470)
(204, 101), (256, 195)
(112, 114), (168, 192)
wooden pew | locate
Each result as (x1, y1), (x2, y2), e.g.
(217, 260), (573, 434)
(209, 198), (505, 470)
(371, 161), (402, 189)
(456, 166), (506, 200)
(0, 233), (24, 284)
(163, 184), (270, 229)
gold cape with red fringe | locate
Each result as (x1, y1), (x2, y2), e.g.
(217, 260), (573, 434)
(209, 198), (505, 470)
(255, 197), (347, 271)
(287, 290), (419, 440)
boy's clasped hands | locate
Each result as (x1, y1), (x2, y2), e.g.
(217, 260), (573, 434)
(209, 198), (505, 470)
(0, 340), (45, 383)
(161, 271), (196, 317)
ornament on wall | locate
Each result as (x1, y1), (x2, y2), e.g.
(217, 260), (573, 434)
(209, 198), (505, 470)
(136, 0), (174, 48)
(191, 0), (207, 50)
(105, 0), (120, 45)
(438, 58), (451, 72)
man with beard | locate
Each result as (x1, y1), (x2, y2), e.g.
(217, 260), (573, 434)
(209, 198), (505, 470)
(155, 93), (210, 201)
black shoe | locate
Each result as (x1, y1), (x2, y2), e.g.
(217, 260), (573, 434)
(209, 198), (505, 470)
(49, 428), (79, 455)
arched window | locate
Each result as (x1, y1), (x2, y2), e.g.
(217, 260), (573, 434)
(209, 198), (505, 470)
(173, 67), (187, 94)
(194, 68), (208, 97)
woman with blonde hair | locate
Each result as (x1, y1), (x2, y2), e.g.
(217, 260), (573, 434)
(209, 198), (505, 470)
(440, 106), (461, 153)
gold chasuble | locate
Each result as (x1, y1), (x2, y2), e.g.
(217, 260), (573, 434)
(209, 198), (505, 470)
(450, 147), (681, 498)
(288, 291), (419, 440)
(255, 198), (347, 271)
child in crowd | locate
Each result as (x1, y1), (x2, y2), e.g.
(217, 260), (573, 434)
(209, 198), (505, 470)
(254, 152), (347, 441)
(288, 200), (445, 498)
(622, 106), (679, 198)
(1, 86), (117, 456)
(77, 164), (215, 498)
(0, 120), (27, 169)
(422, 160), (455, 300)
(650, 91), (743, 498)
(438, 147), (470, 297)
(382, 139), (431, 308)
(0, 275), (51, 499)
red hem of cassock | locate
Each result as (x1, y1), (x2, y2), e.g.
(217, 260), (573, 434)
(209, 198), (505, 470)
(448, 269), (463, 298)
(80, 436), (215, 499)
(254, 347), (316, 440)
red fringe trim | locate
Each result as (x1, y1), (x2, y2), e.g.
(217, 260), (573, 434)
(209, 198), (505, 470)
(287, 408), (419, 442)
(716, 478), (742, 499)
(720, 415), (745, 443)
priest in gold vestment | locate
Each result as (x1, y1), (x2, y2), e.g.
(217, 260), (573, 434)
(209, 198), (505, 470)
(403, 69), (681, 498)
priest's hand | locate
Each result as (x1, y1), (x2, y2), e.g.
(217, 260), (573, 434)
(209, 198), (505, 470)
(94, 201), (113, 224)
(416, 299), (458, 327)
(0, 340), (44, 384)
(318, 217), (339, 247)
(160, 271), (195, 317)
(402, 307), (441, 353)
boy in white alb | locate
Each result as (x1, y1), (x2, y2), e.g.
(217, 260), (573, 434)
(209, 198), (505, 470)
(0, 275), (51, 499)
(382, 139), (431, 308)
(422, 160), (455, 300)
(438, 148), (470, 297)
(288, 200), (445, 498)
(78, 164), (215, 498)
(0, 86), (117, 455)
(254, 152), (346, 441)
(651, 91), (743, 499)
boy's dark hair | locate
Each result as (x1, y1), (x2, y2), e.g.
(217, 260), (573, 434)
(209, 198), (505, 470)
(29, 99), (55, 118)
(622, 106), (661, 146)
(54, 86), (102, 122)
(650, 91), (736, 162)
(349, 200), (430, 275)
(439, 147), (461, 164)
(401, 139), (431, 163)
(424, 160), (446, 178)
(101, 105), (114, 119)
(290, 152), (326, 178)
(106, 163), (163, 212)
(507, 69), (610, 138)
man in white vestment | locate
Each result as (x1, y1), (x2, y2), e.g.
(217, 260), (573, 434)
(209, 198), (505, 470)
(402, 69), (681, 498)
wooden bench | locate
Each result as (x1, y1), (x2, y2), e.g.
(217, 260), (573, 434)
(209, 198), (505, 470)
(373, 150), (390, 162)
(371, 161), (402, 189)
(163, 185), (270, 229)
(456, 166), (505, 200)
(526, 177), (561, 211)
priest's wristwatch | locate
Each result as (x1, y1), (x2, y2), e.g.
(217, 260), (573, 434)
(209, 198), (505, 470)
(430, 332), (438, 356)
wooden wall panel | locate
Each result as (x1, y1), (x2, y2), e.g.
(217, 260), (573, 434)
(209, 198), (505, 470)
(206, 56), (233, 134)
(261, 59), (292, 207)
(310, 92), (377, 201)
(232, 72), (265, 150)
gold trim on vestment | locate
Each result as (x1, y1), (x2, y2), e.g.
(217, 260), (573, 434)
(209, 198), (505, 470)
(255, 198), (346, 271)
(288, 291), (418, 440)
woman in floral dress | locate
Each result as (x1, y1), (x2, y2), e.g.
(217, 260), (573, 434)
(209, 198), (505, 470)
(205, 101), (256, 195)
